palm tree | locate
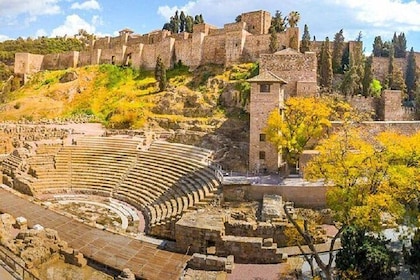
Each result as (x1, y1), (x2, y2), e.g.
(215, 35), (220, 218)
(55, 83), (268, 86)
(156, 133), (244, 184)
(287, 11), (300, 28)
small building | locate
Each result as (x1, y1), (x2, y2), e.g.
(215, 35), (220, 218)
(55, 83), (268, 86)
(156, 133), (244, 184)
(247, 71), (287, 173)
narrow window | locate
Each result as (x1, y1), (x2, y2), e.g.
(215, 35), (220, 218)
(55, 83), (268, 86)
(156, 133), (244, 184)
(260, 84), (270, 93)
(259, 134), (266, 142)
(259, 151), (266, 160)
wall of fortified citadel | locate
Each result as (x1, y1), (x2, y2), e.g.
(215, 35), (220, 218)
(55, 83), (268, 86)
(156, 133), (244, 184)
(14, 10), (300, 76)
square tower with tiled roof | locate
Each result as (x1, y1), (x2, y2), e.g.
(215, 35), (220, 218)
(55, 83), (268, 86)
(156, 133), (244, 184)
(248, 71), (287, 173)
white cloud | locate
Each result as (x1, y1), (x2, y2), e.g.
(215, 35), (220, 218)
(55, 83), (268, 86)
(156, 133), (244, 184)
(0, 0), (61, 18)
(0, 34), (10, 42)
(35, 29), (48, 38)
(71, 0), (100, 11)
(329, 0), (420, 32)
(51, 14), (96, 37)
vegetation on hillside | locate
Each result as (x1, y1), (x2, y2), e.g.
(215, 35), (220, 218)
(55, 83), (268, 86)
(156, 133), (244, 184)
(0, 62), (257, 129)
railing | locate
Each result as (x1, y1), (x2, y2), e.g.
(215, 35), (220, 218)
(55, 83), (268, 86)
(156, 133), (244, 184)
(0, 245), (40, 280)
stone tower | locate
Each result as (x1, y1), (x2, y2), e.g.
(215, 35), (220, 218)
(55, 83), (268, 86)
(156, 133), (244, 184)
(248, 71), (287, 173)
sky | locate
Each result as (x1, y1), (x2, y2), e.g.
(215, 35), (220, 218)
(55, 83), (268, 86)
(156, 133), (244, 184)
(0, 0), (420, 54)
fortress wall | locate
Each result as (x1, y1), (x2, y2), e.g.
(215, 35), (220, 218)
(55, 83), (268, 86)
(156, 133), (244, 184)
(201, 34), (226, 65)
(126, 36), (143, 46)
(382, 89), (415, 121)
(224, 22), (247, 33)
(94, 37), (110, 49)
(141, 38), (175, 70)
(346, 95), (377, 117)
(78, 51), (92, 67)
(193, 23), (218, 35)
(208, 28), (226, 36)
(141, 44), (156, 69)
(171, 32), (190, 40)
(296, 81), (318, 97)
(260, 52), (317, 97)
(58, 51), (79, 69)
(109, 36), (122, 48)
(14, 53), (44, 75)
(99, 47), (124, 65)
(42, 54), (60, 70)
(372, 57), (407, 83)
(191, 33), (205, 68)
(174, 38), (194, 66)
(241, 10), (271, 35)
(243, 34), (270, 62)
(125, 44), (143, 69)
(225, 30), (249, 65)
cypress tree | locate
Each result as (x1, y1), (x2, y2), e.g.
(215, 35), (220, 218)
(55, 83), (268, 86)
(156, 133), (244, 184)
(300, 24), (311, 53)
(332, 29), (345, 74)
(362, 55), (373, 96)
(406, 47), (417, 99)
(269, 27), (279, 53)
(180, 11), (186, 33)
(155, 55), (167, 92)
(319, 37), (333, 92)
(372, 36), (383, 57)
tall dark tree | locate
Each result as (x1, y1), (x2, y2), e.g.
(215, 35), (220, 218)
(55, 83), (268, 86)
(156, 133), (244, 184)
(319, 37), (333, 91)
(173, 11), (180, 34)
(393, 32), (407, 58)
(406, 47), (417, 99)
(270, 10), (286, 32)
(385, 45), (395, 88)
(269, 27), (279, 53)
(373, 36), (383, 57)
(300, 24), (311, 53)
(336, 226), (400, 280)
(154, 55), (167, 92)
(185, 16), (194, 33)
(362, 55), (374, 96)
(332, 29), (345, 74)
(179, 11), (186, 33)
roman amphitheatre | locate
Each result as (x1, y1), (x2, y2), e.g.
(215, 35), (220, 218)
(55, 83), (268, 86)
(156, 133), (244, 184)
(0, 9), (419, 280)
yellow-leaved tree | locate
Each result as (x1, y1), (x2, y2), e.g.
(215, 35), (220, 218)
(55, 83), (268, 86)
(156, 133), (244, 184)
(264, 96), (332, 174)
(287, 127), (420, 280)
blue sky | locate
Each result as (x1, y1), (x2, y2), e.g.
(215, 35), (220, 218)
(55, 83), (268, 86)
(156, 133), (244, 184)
(1, 0), (420, 54)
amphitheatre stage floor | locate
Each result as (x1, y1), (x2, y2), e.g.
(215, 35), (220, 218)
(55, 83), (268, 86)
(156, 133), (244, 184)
(0, 188), (190, 280)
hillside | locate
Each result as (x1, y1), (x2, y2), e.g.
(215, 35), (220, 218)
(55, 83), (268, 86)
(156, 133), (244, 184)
(0, 63), (257, 170)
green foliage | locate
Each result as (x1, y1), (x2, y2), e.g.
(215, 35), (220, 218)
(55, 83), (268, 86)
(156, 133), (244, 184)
(373, 36), (383, 57)
(269, 27), (279, 53)
(336, 226), (400, 280)
(362, 56), (373, 97)
(300, 24), (311, 53)
(370, 79), (382, 97)
(287, 11), (300, 28)
(319, 37), (333, 92)
(0, 62), (13, 81)
(393, 32), (407, 58)
(162, 10), (203, 33)
(0, 37), (85, 65)
(270, 11), (287, 32)
(341, 65), (362, 96)
(406, 47), (417, 99)
(154, 56), (167, 92)
(332, 29), (345, 74)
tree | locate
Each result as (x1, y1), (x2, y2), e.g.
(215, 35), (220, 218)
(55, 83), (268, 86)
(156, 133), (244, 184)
(319, 37), (333, 92)
(405, 229), (420, 276)
(373, 36), (383, 57)
(332, 29), (345, 74)
(269, 27), (279, 53)
(300, 24), (311, 53)
(270, 10), (286, 32)
(393, 32), (407, 58)
(297, 128), (420, 280)
(336, 226), (400, 280)
(362, 55), (373, 96)
(341, 65), (362, 96)
(287, 11), (300, 28)
(179, 11), (186, 32)
(185, 16), (194, 33)
(154, 55), (167, 92)
(264, 97), (332, 173)
(406, 47), (417, 99)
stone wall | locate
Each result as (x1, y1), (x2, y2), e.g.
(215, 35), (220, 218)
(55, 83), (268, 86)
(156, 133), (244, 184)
(259, 50), (317, 98)
(372, 57), (407, 83)
(222, 184), (327, 208)
(14, 53), (44, 76)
